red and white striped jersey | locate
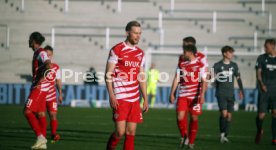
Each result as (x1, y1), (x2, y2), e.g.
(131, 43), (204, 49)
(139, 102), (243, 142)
(177, 57), (205, 100)
(46, 63), (61, 102)
(32, 48), (51, 92)
(108, 42), (145, 102)
(178, 51), (208, 70)
(196, 51), (208, 68)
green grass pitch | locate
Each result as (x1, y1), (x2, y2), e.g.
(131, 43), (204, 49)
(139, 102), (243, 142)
(0, 105), (274, 150)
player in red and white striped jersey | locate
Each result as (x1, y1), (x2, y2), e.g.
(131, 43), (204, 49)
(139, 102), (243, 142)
(181, 36), (208, 74)
(170, 45), (207, 149)
(173, 37), (209, 148)
(24, 32), (51, 149)
(44, 45), (63, 143)
(105, 21), (149, 150)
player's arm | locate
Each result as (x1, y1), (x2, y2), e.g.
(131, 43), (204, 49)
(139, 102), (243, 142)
(201, 55), (209, 93)
(236, 76), (244, 100)
(199, 72), (207, 104)
(211, 64), (217, 87)
(105, 62), (118, 110)
(139, 67), (149, 113)
(44, 60), (51, 71)
(39, 51), (52, 79)
(105, 50), (119, 110)
(234, 64), (244, 100)
(169, 70), (179, 104)
(255, 56), (267, 93)
(257, 68), (267, 92)
(56, 79), (62, 104)
(55, 68), (63, 104)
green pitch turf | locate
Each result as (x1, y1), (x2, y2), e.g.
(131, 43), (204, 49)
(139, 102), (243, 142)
(0, 105), (274, 150)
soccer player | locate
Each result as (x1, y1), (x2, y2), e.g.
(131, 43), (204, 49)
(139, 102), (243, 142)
(44, 45), (62, 143)
(147, 63), (159, 108)
(255, 39), (276, 145)
(105, 21), (149, 150)
(24, 32), (51, 149)
(173, 36), (208, 147)
(212, 46), (244, 143)
(183, 37), (209, 93)
(170, 45), (207, 149)
(183, 37), (208, 68)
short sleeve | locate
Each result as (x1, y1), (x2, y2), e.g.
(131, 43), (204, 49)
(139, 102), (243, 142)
(255, 55), (263, 70)
(213, 63), (219, 74)
(200, 55), (209, 68)
(234, 63), (241, 77)
(108, 49), (119, 64)
(200, 65), (208, 79)
(38, 51), (50, 63)
(140, 56), (145, 67)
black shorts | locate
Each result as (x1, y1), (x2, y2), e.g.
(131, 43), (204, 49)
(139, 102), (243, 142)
(258, 88), (276, 113)
(216, 95), (235, 112)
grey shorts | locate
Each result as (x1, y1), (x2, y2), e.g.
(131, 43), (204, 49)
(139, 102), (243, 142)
(258, 89), (276, 113)
(216, 95), (235, 112)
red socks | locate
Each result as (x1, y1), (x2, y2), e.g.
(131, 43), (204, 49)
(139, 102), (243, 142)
(51, 119), (58, 136)
(38, 116), (47, 137)
(177, 118), (188, 137)
(106, 132), (121, 150)
(106, 133), (135, 150)
(124, 135), (135, 150)
(25, 112), (42, 137)
(177, 114), (188, 137)
(189, 120), (198, 144)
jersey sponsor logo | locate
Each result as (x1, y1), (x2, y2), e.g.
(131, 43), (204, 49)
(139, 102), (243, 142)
(124, 61), (140, 67)
(266, 64), (276, 71)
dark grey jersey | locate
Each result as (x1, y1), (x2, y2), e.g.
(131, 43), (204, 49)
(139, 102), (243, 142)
(255, 54), (276, 86)
(213, 60), (241, 97)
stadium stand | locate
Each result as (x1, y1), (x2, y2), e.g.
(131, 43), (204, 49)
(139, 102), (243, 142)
(0, 0), (275, 88)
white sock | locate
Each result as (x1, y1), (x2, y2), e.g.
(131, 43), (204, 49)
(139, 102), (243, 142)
(38, 135), (45, 139)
